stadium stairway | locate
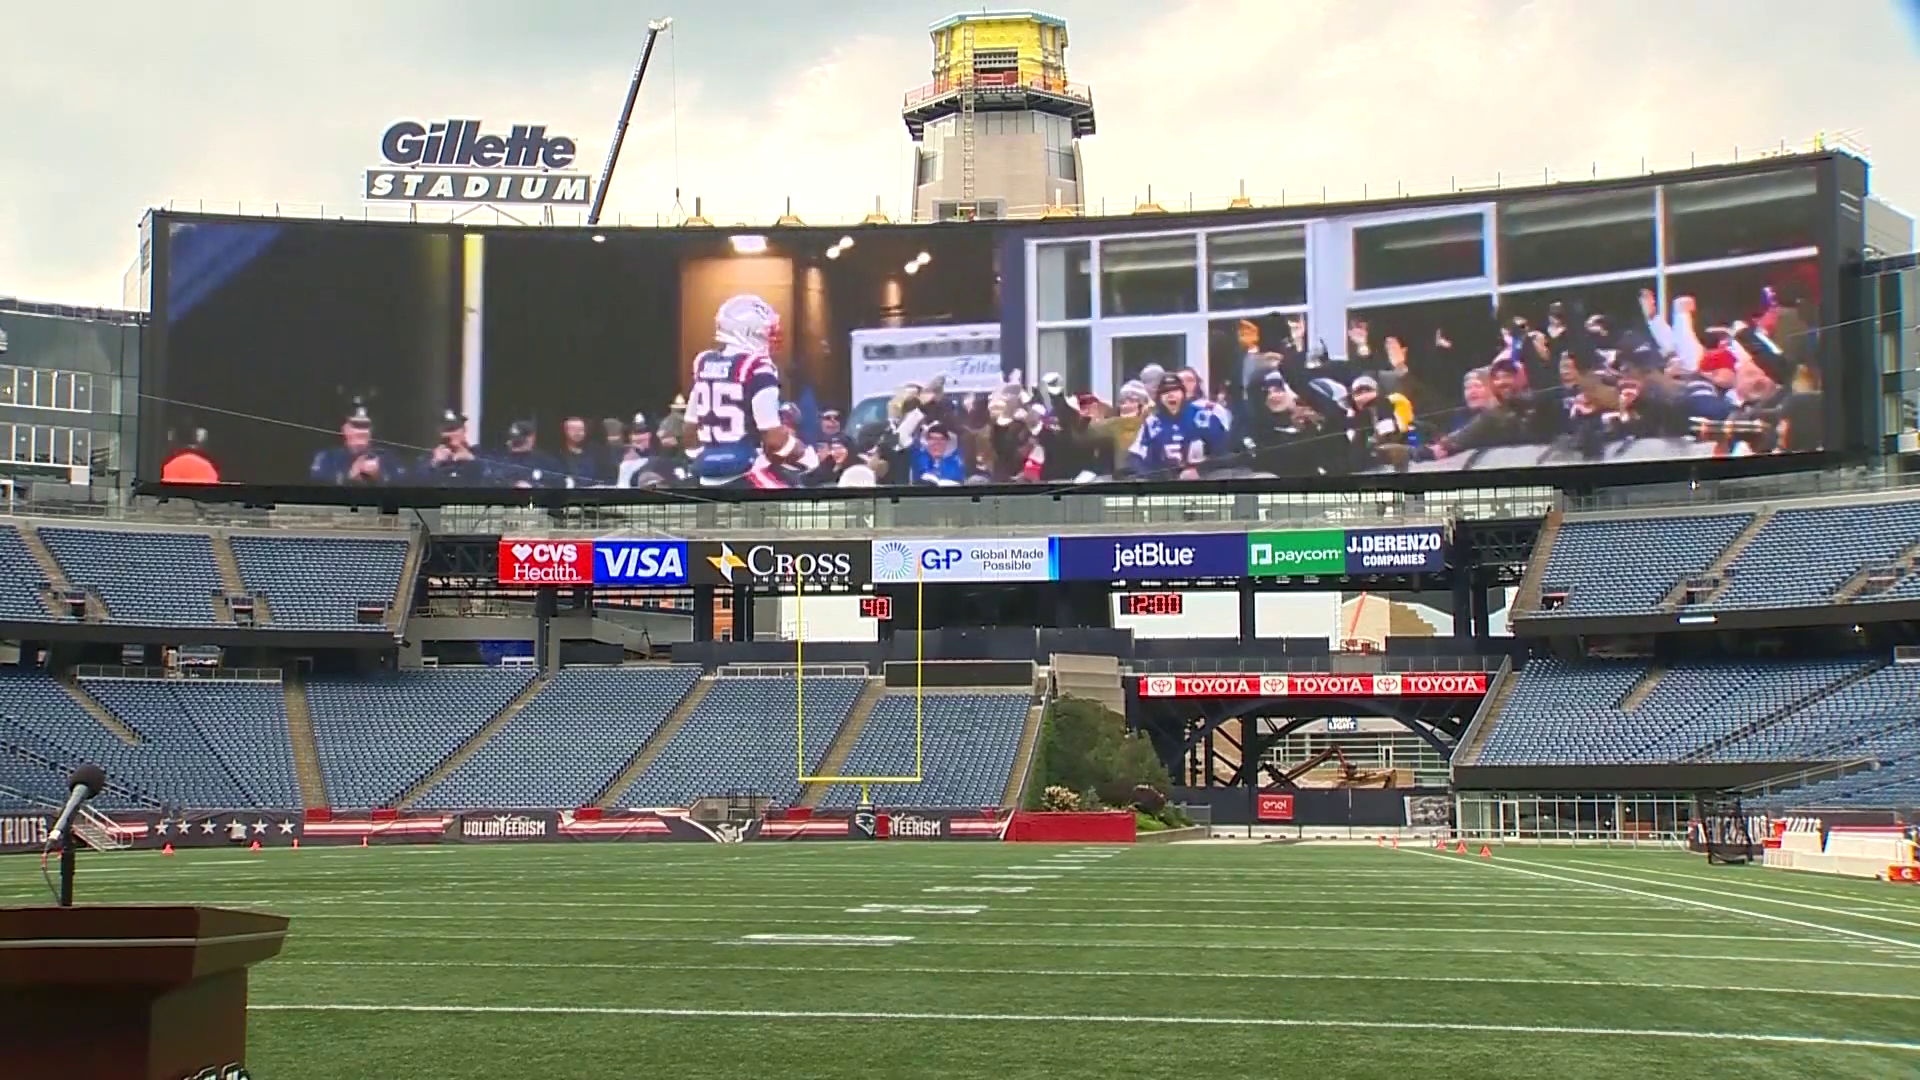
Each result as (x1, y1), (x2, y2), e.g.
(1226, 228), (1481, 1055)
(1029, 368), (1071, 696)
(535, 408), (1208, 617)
(209, 531), (268, 626)
(1658, 508), (1775, 610)
(1002, 696), (1047, 806)
(1617, 665), (1669, 712)
(1833, 537), (1920, 602)
(388, 535), (425, 635)
(395, 672), (552, 809)
(19, 522), (106, 621)
(1508, 506), (1563, 618)
(60, 676), (139, 745)
(1051, 653), (1125, 715)
(281, 670), (329, 809)
(798, 677), (887, 808)
(1681, 657), (1890, 763)
(1452, 657), (1517, 767)
(592, 675), (716, 808)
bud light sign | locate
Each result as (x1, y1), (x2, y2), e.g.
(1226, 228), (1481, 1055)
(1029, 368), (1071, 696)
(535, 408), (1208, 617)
(497, 539), (592, 585)
(1053, 533), (1247, 582)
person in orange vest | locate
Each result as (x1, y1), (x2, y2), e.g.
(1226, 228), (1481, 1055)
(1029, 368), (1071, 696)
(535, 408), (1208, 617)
(160, 428), (220, 484)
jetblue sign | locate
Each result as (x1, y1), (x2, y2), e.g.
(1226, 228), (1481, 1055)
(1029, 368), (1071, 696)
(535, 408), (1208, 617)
(1052, 533), (1247, 582)
(364, 119), (593, 205)
(872, 539), (1052, 583)
(594, 541), (690, 586)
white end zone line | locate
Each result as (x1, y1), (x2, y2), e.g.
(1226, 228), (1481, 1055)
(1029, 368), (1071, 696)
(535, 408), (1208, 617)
(1404, 850), (1920, 954)
(1511, 860), (1920, 930)
(245, 1003), (1920, 1052)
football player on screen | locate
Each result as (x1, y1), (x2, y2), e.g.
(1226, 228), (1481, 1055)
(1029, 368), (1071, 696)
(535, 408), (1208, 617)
(686, 295), (808, 487)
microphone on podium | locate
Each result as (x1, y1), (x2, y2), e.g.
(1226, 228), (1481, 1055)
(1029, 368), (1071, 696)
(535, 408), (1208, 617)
(48, 763), (107, 848)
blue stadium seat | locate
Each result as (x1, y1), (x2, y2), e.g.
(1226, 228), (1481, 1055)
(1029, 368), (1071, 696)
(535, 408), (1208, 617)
(1708, 501), (1920, 610)
(615, 675), (864, 808)
(415, 666), (702, 810)
(1534, 514), (1751, 618)
(821, 691), (1032, 808)
(39, 528), (221, 626)
(229, 534), (410, 631)
(307, 668), (536, 808)
(81, 677), (300, 808)
(0, 526), (53, 621)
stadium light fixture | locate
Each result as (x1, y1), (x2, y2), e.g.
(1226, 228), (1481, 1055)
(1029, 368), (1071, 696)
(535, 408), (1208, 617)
(838, 235), (854, 248)
(590, 234), (607, 244)
(904, 261), (920, 275)
(915, 251), (931, 266)
(729, 234), (768, 254)
(826, 247), (841, 260)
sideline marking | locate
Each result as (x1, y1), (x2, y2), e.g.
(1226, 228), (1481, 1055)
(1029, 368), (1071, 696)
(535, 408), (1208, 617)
(247, 1003), (1920, 1052)
(845, 904), (983, 916)
(974, 874), (1058, 880)
(1512, 860), (1920, 931)
(924, 886), (1031, 894)
(1409, 851), (1920, 953)
(281, 957), (1920, 1001)
(731, 934), (912, 947)
(1008, 865), (1084, 871)
(1604, 863), (1920, 913)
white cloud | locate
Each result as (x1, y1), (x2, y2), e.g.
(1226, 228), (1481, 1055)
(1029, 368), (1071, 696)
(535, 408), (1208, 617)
(1, 0), (1916, 305)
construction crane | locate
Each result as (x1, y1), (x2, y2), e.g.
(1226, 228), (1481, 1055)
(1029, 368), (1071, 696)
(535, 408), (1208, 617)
(587, 16), (673, 227)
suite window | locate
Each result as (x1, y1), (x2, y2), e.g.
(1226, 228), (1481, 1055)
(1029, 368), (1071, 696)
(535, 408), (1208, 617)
(1353, 214), (1486, 291)
(1100, 234), (1199, 316)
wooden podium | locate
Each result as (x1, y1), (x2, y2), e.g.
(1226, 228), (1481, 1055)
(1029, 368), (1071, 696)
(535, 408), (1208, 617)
(0, 905), (289, 1080)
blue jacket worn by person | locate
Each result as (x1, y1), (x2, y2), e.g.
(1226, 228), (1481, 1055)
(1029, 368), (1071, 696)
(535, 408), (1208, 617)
(909, 443), (967, 485)
(1127, 402), (1220, 477)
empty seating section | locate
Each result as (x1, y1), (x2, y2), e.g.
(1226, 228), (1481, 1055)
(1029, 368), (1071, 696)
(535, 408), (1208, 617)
(80, 678), (299, 809)
(1535, 514), (1750, 617)
(1479, 658), (1866, 766)
(0, 671), (249, 808)
(416, 666), (702, 810)
(1709, 664), (1920, 762)
(616, 676), (864, 808)
(822, 691), (1032, 808)
(308, 669), (535, 808)
(230, 534), (410, 630)
(0, 526), (51, 620)
(40, 527), (221, 625)
(1708, 501), (1920, 610)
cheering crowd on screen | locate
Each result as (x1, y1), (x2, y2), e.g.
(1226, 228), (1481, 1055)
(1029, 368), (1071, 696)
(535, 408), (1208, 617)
(282, 282), (1821, 490)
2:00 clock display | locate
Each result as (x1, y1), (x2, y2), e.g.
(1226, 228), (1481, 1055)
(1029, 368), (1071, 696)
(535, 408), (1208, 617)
(1120, 592), (1184, 616)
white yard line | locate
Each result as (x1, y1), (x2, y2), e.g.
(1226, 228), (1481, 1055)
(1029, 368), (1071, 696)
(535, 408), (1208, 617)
(1554, 862), (1920, 915)
(244, 1002), (1920, 1053)
(1516, 859), (1920, 931)
(275, 957), (1920, 1002)
(1406, 850), (1920, 954)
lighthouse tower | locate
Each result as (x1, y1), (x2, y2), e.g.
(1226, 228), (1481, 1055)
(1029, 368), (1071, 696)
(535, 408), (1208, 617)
(901, 10), (1096, 222)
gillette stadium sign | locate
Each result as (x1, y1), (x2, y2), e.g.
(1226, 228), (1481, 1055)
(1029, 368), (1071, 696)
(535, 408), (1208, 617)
(364, 119), (594, 205)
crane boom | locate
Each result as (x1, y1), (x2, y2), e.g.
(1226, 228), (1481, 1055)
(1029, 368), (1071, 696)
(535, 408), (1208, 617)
(587, 16), (672, 227)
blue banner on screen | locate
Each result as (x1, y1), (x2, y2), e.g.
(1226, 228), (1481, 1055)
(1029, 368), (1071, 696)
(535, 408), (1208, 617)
(1342, 526), (1445, 574)
(871, 539), (1053, 583)
(593, 540), (690, 585)
(1052, 533), (1248, 582)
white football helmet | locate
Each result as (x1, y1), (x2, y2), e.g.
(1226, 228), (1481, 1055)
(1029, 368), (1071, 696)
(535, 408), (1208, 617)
(715, 294), (781, 354)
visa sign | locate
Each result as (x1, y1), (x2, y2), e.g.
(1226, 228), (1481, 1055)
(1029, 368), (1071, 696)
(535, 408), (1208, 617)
(594, 541), (689, 586)
(497, 539), (592, 585)
(1053, 533), (1247, 582)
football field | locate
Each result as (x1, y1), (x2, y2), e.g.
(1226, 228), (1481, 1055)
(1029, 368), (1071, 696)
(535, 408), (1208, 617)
(6, 841), (1919, 1079)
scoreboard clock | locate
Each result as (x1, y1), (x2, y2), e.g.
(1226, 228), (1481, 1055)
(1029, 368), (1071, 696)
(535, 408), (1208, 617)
(1120, 592), (1184, 617)
(859, 595), (893, 620)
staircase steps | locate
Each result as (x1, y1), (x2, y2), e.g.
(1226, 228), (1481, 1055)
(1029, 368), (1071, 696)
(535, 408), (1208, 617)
(593, 676), (716, 808)
(397, 672), (551, 809)
(283, 671), (330, 810)
(799, 678), (887, 808)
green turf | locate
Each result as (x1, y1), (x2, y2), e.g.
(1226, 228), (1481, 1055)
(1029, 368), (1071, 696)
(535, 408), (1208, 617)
(6, 841), (1919, 1079)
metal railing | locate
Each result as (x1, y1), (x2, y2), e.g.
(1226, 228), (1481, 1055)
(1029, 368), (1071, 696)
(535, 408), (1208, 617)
(903, 73), (1093, 109)
(1565, 465), (1920, 516)
(154, 132), (1865, 230)
(72, 664), (283, 682)
(1129, 654), (1508, 675)
(0, 496), (413, 533)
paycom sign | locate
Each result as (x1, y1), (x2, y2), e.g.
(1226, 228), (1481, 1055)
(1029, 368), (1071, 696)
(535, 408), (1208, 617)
(1248, 530), (1346, 577)
(872, 539), (1052, 583)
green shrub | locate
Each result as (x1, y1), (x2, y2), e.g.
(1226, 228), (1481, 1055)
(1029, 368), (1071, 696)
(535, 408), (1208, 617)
(1036, 696), (1175, 813)
(1133, 810), (1169, 832)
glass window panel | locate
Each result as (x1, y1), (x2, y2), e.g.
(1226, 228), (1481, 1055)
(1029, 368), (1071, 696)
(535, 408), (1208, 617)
(1665, 166), (1818, 265)
(1498, 189), (1656, 284)
(49, 428), (69, 465)
(1036, 242), (1092, 321)
(52, 372), (73, 411)
(0, 368), (16, 406)
(1037, 327), (1090, 395)
(1354, 214), (1485, 291)
(1100, 234), (1199, 316)
(30, 426), (53, 464)
(72, 374), (92, 413)
(1206, 226), (1307, 310)
(71, 427), (91, 467)
(11, 425), (27, 463)
(32, 369), (53, 409)
(1109, 333), (1189, 400)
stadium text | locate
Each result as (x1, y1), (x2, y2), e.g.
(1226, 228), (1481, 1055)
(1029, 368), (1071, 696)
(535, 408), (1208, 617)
(380, 120), (578, 170)
(1138, 673), (1489, 698)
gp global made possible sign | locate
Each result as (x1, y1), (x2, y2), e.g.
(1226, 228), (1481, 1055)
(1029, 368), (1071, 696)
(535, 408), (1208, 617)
(365, 119), (594, 205)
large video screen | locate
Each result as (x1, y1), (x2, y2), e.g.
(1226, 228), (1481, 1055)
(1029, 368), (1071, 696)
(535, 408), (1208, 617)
(146, 161), (1831, 493)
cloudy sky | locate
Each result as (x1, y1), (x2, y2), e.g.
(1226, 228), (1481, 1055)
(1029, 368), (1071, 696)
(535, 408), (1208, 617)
(4, 0), (1918, 305)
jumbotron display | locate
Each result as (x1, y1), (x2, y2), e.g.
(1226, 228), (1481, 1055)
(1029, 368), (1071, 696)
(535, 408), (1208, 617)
(143, 159), (1833, 494)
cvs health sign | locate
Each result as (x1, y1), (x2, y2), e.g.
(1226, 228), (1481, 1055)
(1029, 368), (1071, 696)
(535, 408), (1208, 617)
(497, 539), (592, 585)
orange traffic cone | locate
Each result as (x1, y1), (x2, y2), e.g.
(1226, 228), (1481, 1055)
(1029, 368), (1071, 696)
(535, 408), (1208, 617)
(249, 840), (262, 852)
(291, 839), (299, 849)
(1479, 845), (1493, 859)
(161, 843), (175, 856)
(1455, 841), (1468, 854)
(1376, 836), (1384, 847)
(360, 835), (369, 848)
(1391, 837), (1399, 849)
